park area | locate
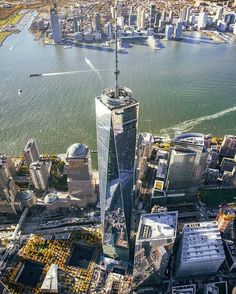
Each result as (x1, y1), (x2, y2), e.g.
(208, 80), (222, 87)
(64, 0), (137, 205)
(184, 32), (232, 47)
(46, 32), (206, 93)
(1, 227), (102, 293)
(199, 187), (236, 208)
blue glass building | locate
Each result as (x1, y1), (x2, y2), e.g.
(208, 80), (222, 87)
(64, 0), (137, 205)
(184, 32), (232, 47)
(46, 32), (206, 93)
(96, 86), (139, 260)
(50, 8), (62, 44)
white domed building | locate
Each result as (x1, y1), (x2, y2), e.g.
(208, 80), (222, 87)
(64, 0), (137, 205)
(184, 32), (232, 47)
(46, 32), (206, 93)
(65, 143), (96, 207)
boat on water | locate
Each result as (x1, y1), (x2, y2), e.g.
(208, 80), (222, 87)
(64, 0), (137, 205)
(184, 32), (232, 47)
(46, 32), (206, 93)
(64, 45), (72, 49)
(18, 89), (22, 95)
(29, 73), (42, 77)
(147, 36), (161, 50)
(100, 41), (110, 48)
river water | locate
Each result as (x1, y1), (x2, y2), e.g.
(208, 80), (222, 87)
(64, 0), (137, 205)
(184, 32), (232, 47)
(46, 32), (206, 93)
(0, 13), (236, 155)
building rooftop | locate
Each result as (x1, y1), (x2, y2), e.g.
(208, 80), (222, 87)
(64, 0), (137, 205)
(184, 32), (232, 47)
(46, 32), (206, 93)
(180, 221), (225, 263)
(97, 86), (138, 110)
(204, 281), (228, 294)
(172, 148), (197, 156)
(40, 263), (58, 293)
(30, 161), (44, 169)
(20, 190), (35, 201)
(44, 193), (58, 204)
(172, 284), (196, 294)
(137, 212), (178, 241)
(24, 138), (36, 151)
(140, 132), (154, 144)
(173, 133), (204, 146)
(66, 143), (88, 159)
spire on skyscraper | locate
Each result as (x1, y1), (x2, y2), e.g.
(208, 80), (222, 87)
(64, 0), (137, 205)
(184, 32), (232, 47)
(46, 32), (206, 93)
(114, 0), (120, 99)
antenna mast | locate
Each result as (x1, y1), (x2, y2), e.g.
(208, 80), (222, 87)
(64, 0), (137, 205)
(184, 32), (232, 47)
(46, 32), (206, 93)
(114, 0), (120, 99)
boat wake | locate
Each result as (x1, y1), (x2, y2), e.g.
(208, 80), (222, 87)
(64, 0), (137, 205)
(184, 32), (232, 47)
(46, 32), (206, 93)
(42, 69), (110, 77)
(85, 57), (103, 83)
(159, 106), (236, 136)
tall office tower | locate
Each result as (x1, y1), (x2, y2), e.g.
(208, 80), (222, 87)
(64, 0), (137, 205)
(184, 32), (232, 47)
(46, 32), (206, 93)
(169, 10), (174, 23)
(175, 222), (225, 278)
(158, 19), (164, 29)
(130, 6), (135, 15)
(111, 6), (115, 19)
(140, 9), (146, 29)
(198, 11), (208, 29)
(50, 7), (62, 44)
(105, 22), (113, 39)
(95, 0), (139, 261)
(165, 133), (208, 191)
(0, 159), (18, 213)
(95, 13), (101, 32)
(149, 4), (156, 27)
(174, 19), (183, 39)
(66, 143), (96, 207)
(133, 212), (178, 288)
(165, 24), (174, 39)
(137, 7), (145, 30)
(136, 133), (154, 181)
(216, 7), (223, 21)
(180, 7), (187, 21)
(74, 16), (81, 32)
(119, 3), (128, 17)
(154, 12), (161, 27)
(224, 13), (235, 25)
(0, 155), (16, 177)
(186, 7), (191, 23)
(129, 14), (137, 26)
(29, 161), (49, 190)
(189, 14), (196, 25)
(162, 10), (167, 25)
(117, 16), (124, 28)
(137, 6), (142, 28)
(23, 138), (40, 167)
(220, 135), (236, 158)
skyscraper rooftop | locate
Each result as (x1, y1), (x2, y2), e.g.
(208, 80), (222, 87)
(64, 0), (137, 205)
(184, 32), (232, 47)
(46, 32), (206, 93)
(137, 212), (178, 241)
(173, 133), (205, 146)
(180, 221), (225, 262)
(97, 86), (138, 110)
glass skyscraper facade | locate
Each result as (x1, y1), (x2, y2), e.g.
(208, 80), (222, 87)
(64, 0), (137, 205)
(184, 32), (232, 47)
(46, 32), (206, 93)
(165, 133), (208, 192)
(96, 86), (139, 260)
(50, 8), (62, 44)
